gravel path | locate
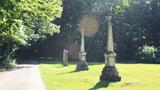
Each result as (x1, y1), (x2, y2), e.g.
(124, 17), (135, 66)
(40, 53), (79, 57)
(0, 61), (45, 90)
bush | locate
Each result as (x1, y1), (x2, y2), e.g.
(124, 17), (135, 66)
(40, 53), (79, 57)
(136, 45), (159, 63)
(155, 48), (160, 63)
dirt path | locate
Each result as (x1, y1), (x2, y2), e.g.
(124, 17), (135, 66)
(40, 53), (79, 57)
(0, 61), (45, 90)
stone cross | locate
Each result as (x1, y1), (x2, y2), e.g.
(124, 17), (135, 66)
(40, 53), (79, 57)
(100, 16), (121, 81)
(76, 29), (88, 70)
(63, 49), (68, 66)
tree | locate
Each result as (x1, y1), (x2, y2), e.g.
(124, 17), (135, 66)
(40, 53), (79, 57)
(32, 0), (131, 61)
(0, 0), (62, 66)
(21, 0), (160, 63)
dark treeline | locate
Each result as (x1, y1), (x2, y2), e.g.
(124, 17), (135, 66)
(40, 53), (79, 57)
(18, 0), (160, 63)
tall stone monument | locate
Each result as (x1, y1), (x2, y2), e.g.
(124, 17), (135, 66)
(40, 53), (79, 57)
(76, 29), (89, 71)
(63, 49), (69, 66)
(100, 16), (121, 81)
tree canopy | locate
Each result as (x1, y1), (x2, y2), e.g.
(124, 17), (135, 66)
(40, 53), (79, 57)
(0, 0), (62, 66)
(1, 0), (160, 65)
(29, 0), (160, 63)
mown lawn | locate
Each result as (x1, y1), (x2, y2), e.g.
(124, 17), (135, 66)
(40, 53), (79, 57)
(39, 60), (160, 90)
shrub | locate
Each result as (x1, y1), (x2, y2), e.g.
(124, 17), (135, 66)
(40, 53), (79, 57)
(155, 48), (160, 63)
(136, 45), (158, 63)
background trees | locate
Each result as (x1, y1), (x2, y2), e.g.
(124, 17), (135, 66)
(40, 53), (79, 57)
(1, 0), (160, 64)
(0, 0), (62, 66)
(28, 0), (160, 63)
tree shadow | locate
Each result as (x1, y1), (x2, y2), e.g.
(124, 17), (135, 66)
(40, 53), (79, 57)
(88, 62), (103, 66)
(38, 60), (79, 66)
(19, 60), (38, 65)
(56, 65), (64, 68)
(16, 66), (32, 69)
(37, 60), (60, 65)
(89, 81), (111, 90)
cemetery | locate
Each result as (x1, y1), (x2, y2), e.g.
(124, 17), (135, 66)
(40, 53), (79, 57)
(0, 0), (160, 90)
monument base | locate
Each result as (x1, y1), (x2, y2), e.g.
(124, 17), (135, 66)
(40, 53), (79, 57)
(76, 61), (89, 71)
(63, 64), (68, 67)
(100, 66), (121, 82)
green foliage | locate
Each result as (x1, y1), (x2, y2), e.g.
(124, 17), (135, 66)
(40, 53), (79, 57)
(0, 0), (62, 66)
(155, 48), (160, 63)
(48, 0), (134, 61)
(142, 45), (157, 55)
(19, 0), (160, 63)
(54, 0), (160, 61)
(136, 45), (159, 63)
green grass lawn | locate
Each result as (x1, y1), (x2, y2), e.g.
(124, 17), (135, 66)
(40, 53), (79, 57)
(39, 61), (160, 90)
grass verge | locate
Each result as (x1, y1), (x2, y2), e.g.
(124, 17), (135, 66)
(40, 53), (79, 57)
(39, 60), (160, 90)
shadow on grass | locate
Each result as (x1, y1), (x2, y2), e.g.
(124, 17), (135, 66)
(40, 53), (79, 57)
(68, 70), (82, 73)
(56, 65), (64, 68)
(38, 60), (61, 64)
(89, 81), (110, 90)
(38, 60), (104, 65)
(38, 60), (78, 65)
(58, 70), (81, 75)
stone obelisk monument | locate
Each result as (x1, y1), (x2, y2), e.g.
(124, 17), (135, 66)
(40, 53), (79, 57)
(100, 16), (121, 81)
(76, 29), (89, 71)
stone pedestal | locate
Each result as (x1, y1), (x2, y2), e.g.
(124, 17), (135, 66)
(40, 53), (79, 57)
(100, 53), (121, 81)
(76, 52), (88, 70)
(76, 60), (88, 70)
(100, 66), (121, 81)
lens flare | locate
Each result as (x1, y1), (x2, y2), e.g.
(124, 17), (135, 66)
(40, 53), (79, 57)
(79, 16), (99, 37)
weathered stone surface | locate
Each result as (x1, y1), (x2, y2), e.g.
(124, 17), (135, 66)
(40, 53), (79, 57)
(104, 53), (116, 67)
(76, 29), (89, 70)
(100, 66), (121, 82)
(76, 60), (88, 71)
(100, 16), (121, 82)
(63, 49), (68, 66)
(79, 52), (86, 61)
